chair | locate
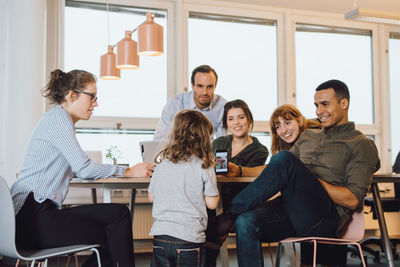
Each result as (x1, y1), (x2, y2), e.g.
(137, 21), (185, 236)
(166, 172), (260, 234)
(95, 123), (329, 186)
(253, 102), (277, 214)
(274, 208), (366, 267)
(361, 151), (400, 262)
(0, 176), (102, 267)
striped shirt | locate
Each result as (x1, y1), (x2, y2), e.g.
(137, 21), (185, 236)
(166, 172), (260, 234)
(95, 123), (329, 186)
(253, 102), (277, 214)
(11, 105), (126, 214)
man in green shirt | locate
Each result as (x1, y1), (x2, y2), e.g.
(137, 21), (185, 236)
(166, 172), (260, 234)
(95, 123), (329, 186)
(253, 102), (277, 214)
(216, 79), (380, 267)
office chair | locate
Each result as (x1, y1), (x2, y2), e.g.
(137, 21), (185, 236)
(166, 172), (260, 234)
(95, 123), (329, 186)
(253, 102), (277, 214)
(274, 208), (367, 267)
(360, 151), (400, 262)
(0, 176), (102, 267)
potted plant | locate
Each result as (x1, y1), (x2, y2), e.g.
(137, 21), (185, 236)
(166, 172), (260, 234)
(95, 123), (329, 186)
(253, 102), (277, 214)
(105, 145), (121, 165)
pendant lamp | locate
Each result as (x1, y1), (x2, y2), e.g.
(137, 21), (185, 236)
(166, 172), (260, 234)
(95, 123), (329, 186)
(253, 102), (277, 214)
(100, 45), (120, 80)
(138, 13), (164, 56)
(99, 9), (164, 80)
(117, 31), (139, 69)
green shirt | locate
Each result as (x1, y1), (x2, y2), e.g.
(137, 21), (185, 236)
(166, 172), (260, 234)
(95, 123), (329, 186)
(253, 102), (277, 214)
(290, 122), (380, 230)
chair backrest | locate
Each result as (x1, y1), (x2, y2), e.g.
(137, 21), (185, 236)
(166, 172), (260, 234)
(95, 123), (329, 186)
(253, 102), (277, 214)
(338, 208), (365, 241)
(393, 151), (400, 199)
(0, 176), (21, 258)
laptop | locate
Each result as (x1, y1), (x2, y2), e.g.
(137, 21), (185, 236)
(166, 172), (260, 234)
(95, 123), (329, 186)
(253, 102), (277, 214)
(139, 140), (168, 164)
(85, 150), (103, 163)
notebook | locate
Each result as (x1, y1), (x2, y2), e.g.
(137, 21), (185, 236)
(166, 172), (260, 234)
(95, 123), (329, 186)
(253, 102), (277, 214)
(139, 140), (167, 164)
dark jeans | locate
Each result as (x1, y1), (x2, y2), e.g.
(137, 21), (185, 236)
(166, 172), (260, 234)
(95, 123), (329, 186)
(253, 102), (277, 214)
(230, 151), (340, 267)
(16, 193), (134, 267)
(152, 235), (205, 267)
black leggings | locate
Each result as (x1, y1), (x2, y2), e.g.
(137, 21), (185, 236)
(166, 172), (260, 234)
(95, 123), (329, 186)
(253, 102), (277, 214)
(16, 193), (134, 267)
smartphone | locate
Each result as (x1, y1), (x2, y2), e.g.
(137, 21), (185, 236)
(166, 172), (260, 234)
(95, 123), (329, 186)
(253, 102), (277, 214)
(215, 150), (228, 174)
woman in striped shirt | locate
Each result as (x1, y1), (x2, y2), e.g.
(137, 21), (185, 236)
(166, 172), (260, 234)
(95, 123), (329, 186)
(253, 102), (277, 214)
(11, 69), (153, 267)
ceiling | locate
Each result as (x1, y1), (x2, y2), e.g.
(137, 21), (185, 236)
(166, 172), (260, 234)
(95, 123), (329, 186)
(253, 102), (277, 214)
(217, 0), (400, 15)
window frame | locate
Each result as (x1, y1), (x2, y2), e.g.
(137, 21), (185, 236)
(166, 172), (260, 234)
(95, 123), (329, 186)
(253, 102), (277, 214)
(382, 25), (400, 169)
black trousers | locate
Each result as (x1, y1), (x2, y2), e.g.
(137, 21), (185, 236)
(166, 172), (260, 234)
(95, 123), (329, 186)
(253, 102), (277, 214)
(16, 193), (134, 267)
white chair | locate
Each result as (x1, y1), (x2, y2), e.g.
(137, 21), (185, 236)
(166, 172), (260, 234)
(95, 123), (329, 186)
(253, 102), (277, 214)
(274, 208), (367, 267)
(0, 176), (102, 267)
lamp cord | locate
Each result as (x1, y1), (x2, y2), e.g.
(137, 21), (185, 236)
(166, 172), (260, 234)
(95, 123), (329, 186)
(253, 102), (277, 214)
(353, 0), (358, 10)
(106, 0), (110, 46)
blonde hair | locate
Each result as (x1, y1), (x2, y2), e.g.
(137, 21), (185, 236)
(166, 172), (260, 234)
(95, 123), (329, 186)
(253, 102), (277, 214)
(156, 110), (215, 169)
(270, 104), (310, 155)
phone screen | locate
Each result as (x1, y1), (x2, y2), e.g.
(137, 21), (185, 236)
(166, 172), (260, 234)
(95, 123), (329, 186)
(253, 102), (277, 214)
(215, 150), (228, 174)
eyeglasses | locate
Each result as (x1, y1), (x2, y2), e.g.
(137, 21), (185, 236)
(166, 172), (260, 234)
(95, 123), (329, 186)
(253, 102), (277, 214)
(73, 89), (97, 103)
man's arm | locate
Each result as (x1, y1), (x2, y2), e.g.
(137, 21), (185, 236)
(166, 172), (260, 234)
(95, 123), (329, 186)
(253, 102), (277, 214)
(214, 121), (225, 138)
(318, 178), (359, 210)
(214, 96), (227, 138)
(153, 98), (179, 140)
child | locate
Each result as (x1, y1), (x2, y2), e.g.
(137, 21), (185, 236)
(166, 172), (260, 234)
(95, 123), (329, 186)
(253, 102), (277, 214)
(148, 110), (220, 267)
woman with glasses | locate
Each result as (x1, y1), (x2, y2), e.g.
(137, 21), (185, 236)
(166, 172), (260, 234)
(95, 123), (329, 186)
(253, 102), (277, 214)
(10, 69), (153, 267)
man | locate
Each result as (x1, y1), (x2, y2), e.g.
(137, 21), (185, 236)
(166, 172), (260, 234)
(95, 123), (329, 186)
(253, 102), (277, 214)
(216, 79), (380, 267)
(153, 65), (227, 140)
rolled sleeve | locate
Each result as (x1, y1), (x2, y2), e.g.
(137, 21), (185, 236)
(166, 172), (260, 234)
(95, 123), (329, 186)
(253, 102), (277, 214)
(153, 98), (180, 140)
(345, 139), (380, 207)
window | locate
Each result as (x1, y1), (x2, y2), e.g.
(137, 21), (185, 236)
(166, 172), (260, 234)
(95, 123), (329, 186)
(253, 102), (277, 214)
(65, 1), (168, 118)
(295, 24), (374, 124)
(389, 32), (400, 164)
(64, 0), (170, 162)
(253, 132), (271, 163)
(188, 12), (278, 121)
(76, 129), (153, 165)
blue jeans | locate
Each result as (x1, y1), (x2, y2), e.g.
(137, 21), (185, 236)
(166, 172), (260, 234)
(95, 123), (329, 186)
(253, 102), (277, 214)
(230, 151), (339, 267)
(152, 235), (205, 267)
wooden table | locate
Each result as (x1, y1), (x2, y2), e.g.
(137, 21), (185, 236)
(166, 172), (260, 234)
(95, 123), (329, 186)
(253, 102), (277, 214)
(70, 176), (256, 267)
(371, 173), (400, 267)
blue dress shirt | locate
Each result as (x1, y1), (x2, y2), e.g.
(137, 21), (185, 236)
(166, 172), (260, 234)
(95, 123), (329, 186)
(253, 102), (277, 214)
(153, 91), (227, 140)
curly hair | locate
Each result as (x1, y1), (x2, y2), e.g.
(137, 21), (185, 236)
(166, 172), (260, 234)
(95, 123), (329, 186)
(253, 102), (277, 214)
(270, 104), (309, 155)
(155, 110), (215, 169)
(42, 69), (96, 104)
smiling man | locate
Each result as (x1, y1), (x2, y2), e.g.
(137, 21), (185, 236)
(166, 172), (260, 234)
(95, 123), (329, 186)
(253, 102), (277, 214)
(214, 79), (381, 267)
(153, 65), (227, 140)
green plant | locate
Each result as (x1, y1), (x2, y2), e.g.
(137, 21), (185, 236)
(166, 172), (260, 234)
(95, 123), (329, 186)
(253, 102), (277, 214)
(105, 145), (121, 165)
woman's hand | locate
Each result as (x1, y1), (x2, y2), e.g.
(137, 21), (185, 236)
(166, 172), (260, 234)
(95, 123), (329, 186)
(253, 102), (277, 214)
(124, 162), (155, 177)
(226, 162), (241, 177)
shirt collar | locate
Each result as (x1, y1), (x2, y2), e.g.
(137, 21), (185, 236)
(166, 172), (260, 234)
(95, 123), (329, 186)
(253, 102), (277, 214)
(323, 122), (355, 136)
(189, 91), (215, 111)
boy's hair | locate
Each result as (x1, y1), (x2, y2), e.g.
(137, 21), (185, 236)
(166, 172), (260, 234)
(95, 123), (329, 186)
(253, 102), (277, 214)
(156, 110), (215, 169)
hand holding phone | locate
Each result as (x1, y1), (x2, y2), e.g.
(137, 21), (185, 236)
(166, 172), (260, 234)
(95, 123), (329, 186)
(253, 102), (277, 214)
(215, 150), (228, 174)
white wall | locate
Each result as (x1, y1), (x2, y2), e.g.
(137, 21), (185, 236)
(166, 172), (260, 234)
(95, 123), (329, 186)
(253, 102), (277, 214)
(0, 0), (47, 185)
(0, 0), (7, 183)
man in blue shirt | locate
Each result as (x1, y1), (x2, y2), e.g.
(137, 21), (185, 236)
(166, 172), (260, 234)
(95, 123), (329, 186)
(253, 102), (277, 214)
(153, 65), (227, 140)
